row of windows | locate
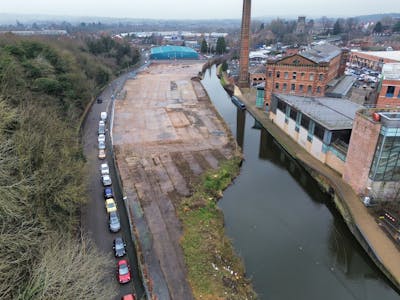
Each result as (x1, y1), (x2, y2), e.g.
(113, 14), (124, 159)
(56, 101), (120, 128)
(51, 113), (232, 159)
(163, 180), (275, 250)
(274, 83), (322, 93)
(268, 71), (324, 81)
(277, 100), (325, 140)
(385, 86), (400, 98)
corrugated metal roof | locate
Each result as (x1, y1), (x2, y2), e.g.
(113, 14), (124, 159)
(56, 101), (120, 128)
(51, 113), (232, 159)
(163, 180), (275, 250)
(300, 44), (342, 63)
(276, 94), (362, 130)
(352, 50), (400, 62)
(326, 76), (356, 98)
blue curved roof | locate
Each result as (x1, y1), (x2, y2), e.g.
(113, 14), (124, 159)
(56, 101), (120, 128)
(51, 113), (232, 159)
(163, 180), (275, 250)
(150, 45), (199, 60)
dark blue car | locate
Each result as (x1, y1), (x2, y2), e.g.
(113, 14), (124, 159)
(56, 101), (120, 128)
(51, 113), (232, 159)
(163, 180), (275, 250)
(104, 187), (113, 199)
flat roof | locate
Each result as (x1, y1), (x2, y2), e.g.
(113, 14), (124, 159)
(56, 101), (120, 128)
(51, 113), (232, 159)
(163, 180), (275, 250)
(382, 63), (400, 80)
(275, 94), (363, 130)
(327, 76), (357, 98)
(352, 50), (400, 62)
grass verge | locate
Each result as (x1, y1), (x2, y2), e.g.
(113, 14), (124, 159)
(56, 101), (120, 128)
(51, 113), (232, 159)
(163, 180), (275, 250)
(179, 157), (257, 299)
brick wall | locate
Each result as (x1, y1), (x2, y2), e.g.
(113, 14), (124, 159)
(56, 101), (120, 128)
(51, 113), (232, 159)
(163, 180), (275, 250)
(377, 79), (400, 108)
(343, 112), (381, 195)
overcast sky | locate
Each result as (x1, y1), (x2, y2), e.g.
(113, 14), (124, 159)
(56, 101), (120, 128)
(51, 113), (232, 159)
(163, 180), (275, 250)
(1, 0), (399, 19)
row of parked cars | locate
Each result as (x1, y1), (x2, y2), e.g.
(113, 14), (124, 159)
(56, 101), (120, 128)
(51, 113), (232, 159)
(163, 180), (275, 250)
(97, 110), (135, 300)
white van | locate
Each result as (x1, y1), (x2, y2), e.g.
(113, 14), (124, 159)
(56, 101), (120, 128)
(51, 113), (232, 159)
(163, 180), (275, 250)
(101, 112), (107, 122)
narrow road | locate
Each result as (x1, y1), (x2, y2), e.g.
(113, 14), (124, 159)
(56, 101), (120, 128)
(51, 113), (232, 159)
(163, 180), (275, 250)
(81, 71), (145, 300)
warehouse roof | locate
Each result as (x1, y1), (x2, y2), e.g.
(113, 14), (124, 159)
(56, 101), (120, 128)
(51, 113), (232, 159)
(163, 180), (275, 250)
(150, 45), (199, 60)
(275, 94), (363, 130)
(300, 44), (342, 63)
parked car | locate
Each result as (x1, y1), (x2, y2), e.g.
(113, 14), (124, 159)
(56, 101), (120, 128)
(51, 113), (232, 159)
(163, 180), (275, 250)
(97, 97), (103, 104)
(100, 163), (109, 175)
(105, 198), (117, 213)
(101, 174), (112, 186)
(98, 125), (105, 135)
(98, 140), (106, 150)
(104, 187), (113, 199)
(113, 236), (127, 257)
(122, 294), (136, 300)
(101, 111), (107, 122)
(99, 120), (105, 127)
(109, 211), (121, 232)
(117, 260), (131, 284)
(98, 134), (106, 143)
(98, 149), (106, 160)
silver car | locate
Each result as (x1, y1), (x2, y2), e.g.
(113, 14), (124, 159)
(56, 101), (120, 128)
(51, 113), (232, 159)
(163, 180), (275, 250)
(109, 211), (121, 232)
(101, 174), (112, 186)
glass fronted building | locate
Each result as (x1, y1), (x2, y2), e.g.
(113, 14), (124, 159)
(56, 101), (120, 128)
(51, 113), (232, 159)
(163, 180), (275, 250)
(370, 113), (400, 181)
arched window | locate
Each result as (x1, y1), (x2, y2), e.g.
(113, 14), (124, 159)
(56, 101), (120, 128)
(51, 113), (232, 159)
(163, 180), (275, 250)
(317, 86), (321, 93)
(307, 85), (312, 93)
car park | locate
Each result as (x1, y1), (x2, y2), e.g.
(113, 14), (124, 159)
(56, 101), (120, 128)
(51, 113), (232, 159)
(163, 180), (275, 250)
(100, 163), (109, 175)
(98, 149), (106, 160)
(104, 187), (113, 199)
(117, 259), (131, 284)
(109, 211), (121, 232)
(113, 236), (127, 257)
(105, 198), (117, 213)
(101, 174), (112, 186)
(98, 140), (106, 150)
(98, 134), (106, 143)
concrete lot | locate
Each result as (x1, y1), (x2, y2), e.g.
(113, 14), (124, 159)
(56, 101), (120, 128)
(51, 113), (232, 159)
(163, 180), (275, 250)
(113, 62), (236, 299)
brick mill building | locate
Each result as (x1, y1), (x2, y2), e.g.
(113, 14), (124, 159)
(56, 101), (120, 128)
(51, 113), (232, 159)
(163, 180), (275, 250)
(264, 44), (349, 109)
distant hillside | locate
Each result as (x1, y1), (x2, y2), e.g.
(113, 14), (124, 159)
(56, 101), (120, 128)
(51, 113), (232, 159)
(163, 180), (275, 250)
(355, 13), (400, 22)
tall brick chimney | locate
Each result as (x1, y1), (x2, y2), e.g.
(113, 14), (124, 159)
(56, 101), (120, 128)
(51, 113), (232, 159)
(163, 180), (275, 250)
(238, 0), (251, 88)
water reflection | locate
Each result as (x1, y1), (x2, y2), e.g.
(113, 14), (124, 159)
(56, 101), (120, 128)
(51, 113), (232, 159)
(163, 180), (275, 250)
(236, 108), (246, 149)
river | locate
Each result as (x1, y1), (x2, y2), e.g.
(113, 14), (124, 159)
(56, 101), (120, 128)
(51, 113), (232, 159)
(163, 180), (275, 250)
(201, 65), (399, 300)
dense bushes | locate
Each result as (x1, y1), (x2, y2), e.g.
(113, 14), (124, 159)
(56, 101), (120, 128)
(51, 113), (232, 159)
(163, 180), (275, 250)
(0, 36), (132, 299)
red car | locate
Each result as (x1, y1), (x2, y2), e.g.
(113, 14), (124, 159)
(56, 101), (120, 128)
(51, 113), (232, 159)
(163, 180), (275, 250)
(121, 294), (136, 300)
(117, 259), (131, 284)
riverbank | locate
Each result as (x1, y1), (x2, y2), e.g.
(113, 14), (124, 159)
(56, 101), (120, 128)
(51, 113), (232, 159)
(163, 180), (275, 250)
(233, 85), (400, 291)
(112, 62), (255, 299)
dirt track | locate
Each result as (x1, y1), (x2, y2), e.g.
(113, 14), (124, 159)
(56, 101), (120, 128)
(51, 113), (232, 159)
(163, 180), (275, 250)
(113, 62), (236, 299)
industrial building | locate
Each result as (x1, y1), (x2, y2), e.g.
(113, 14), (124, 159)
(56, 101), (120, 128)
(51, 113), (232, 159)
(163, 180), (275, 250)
(270, 94), (362, 173)
(149, 45), (199, 60)
(264, 44), (349, 109)
(377, 63), (400, 108)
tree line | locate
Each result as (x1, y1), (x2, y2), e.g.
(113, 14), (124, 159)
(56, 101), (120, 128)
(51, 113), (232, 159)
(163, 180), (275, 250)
(0, 34), (138, 299)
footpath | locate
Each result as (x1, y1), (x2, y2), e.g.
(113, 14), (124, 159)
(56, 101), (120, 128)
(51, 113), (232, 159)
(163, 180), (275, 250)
(235, 87), (400, 290)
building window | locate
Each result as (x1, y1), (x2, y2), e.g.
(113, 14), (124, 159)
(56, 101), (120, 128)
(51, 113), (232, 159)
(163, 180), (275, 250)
(314, 123), (325, 140)
(301, 114), (310, 129)
(292, 72), (297, 79)
(319, 74), (324, 81)
(301, 72), (305, 78)
(284, 72), (289, 79)
(307, 85), (312, 93)
(277, 100), (287, 112)
(276, 71), (280, 78)
(370, 134), (400, 181)
(317, 86), (321, 93)
(310, 73), (314, 81)
(289, 107), (297, 120)
(291, 84), (296, 91)
(268, 71), (272, 77)
(299, 85), (304, 92)
(386, 86), (395, 97)
(283, 83), (287, 91)
(275, 82), (280, 90)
